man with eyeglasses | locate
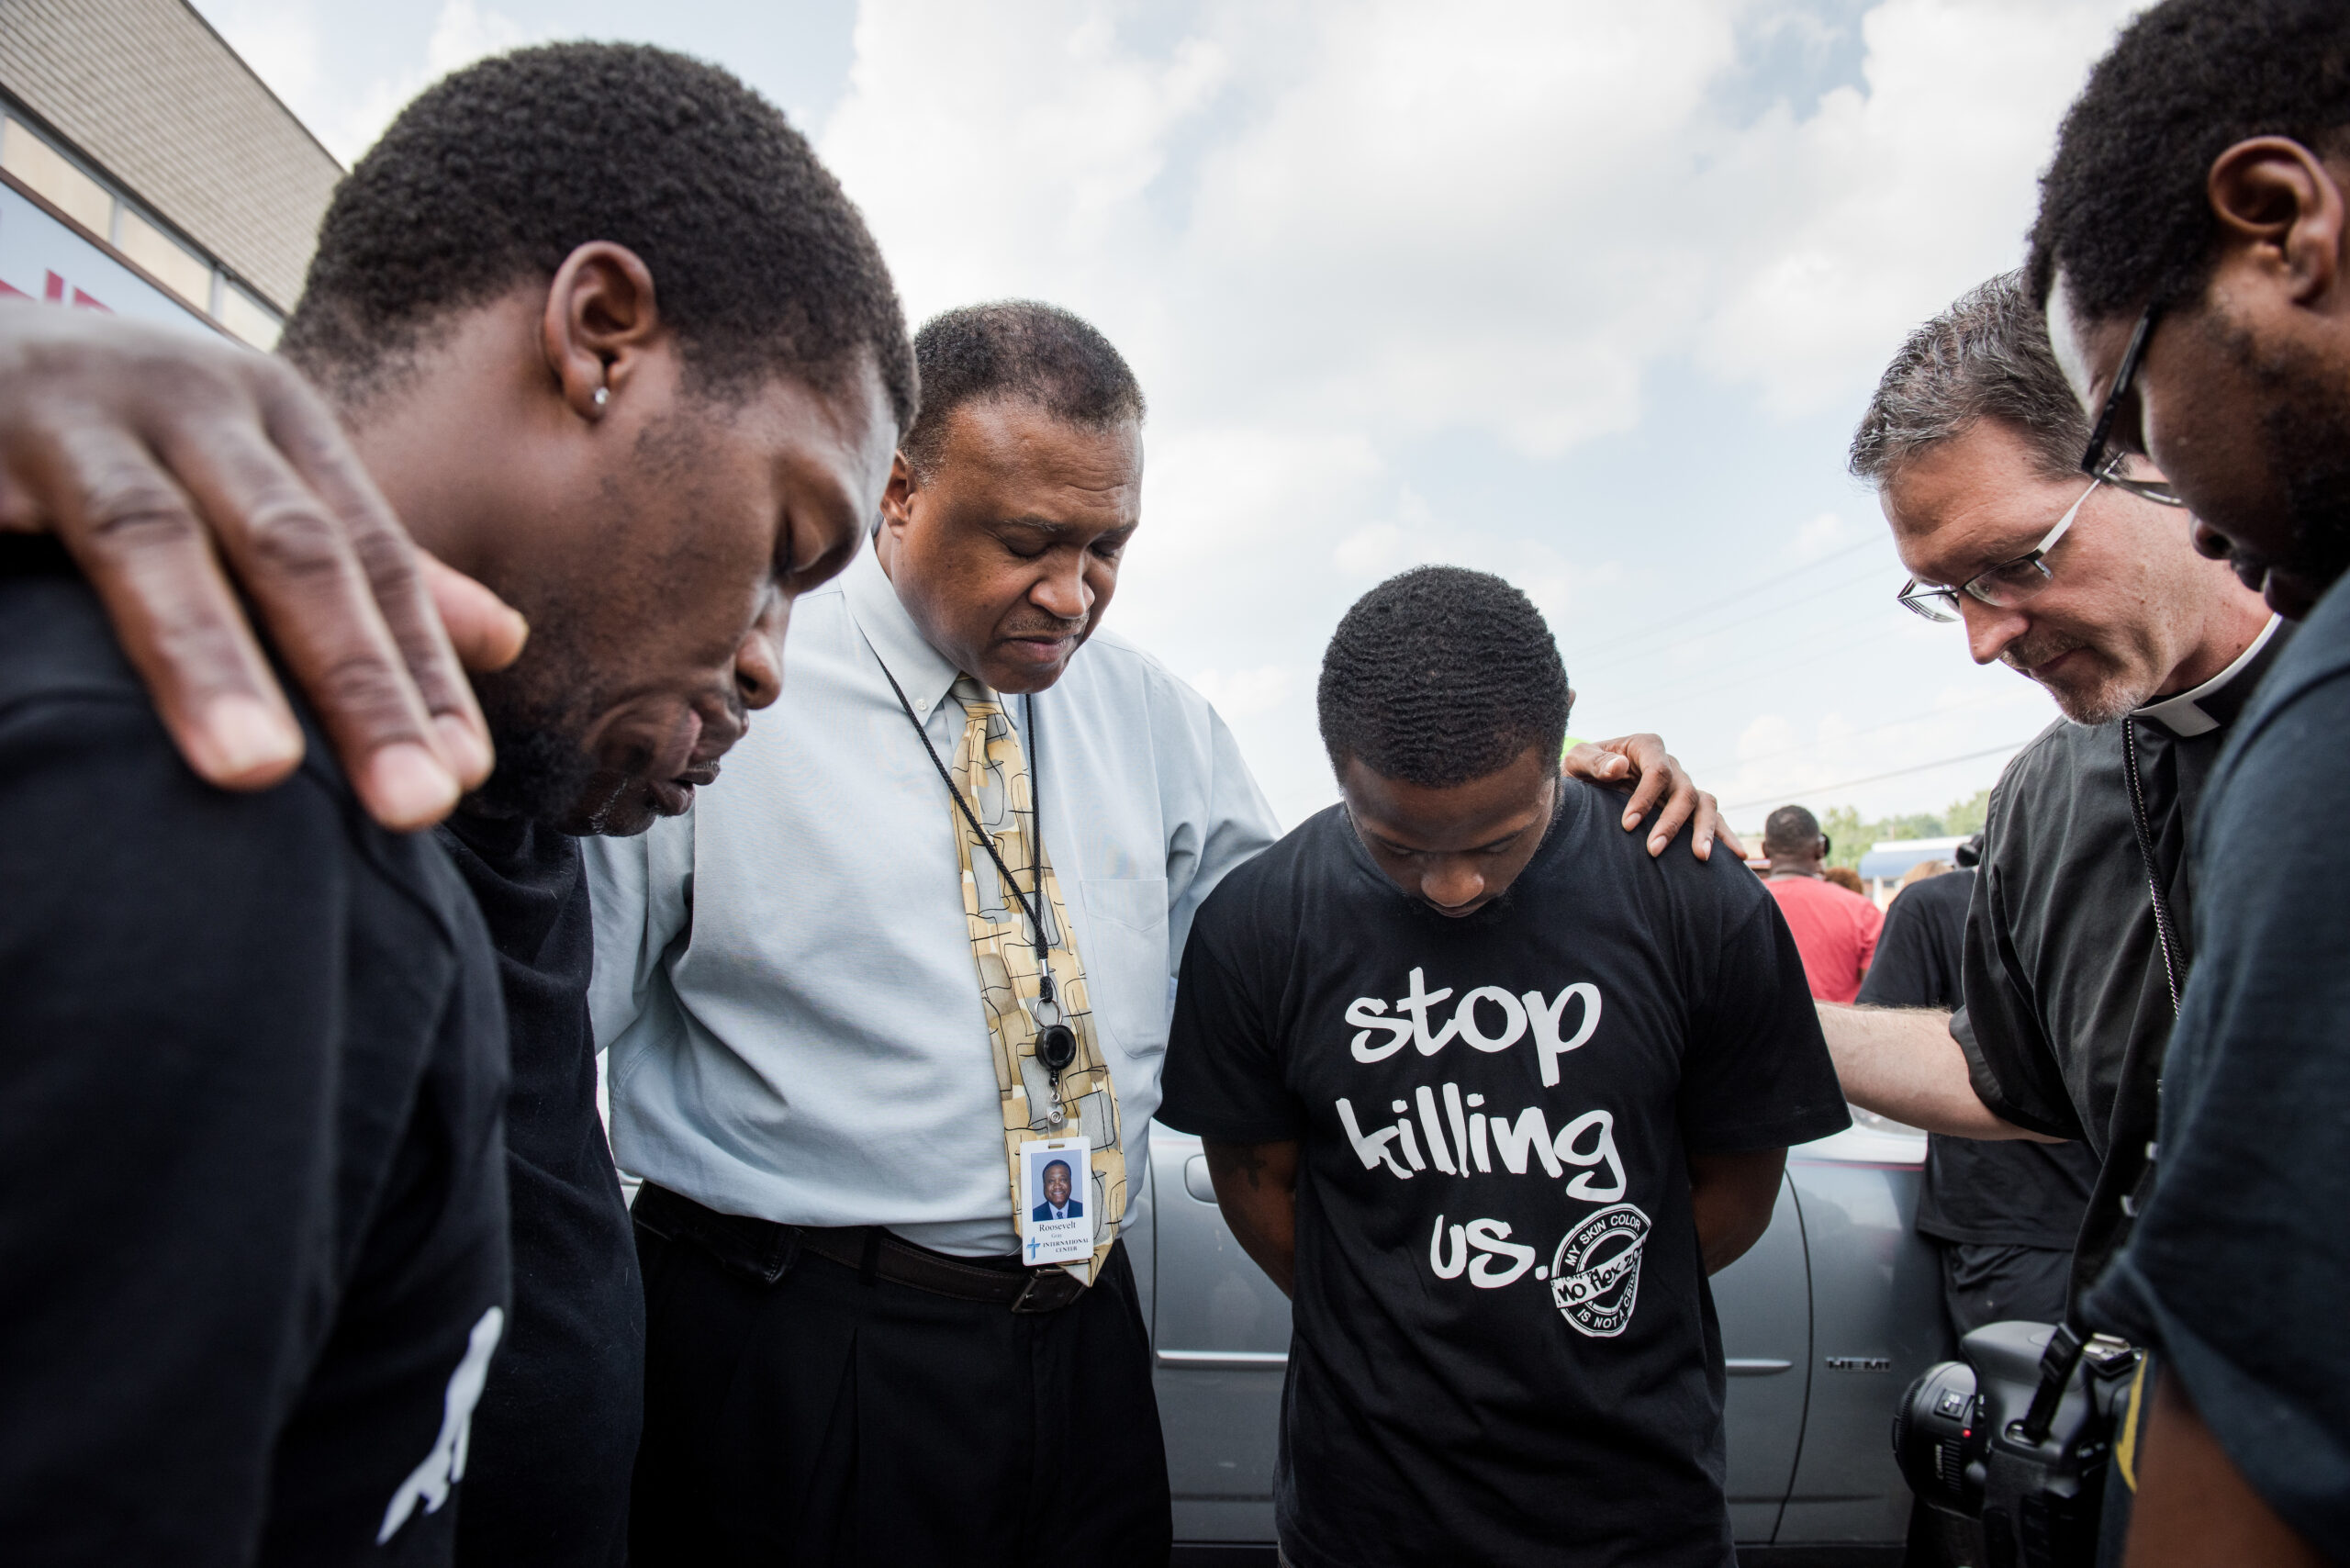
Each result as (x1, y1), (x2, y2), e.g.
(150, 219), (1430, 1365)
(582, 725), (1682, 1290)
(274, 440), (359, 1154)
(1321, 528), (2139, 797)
(1818, 273), (2276, 1335)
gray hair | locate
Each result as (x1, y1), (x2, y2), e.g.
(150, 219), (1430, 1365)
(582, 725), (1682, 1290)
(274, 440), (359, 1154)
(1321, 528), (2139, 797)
(1849, 272), (2088, 487)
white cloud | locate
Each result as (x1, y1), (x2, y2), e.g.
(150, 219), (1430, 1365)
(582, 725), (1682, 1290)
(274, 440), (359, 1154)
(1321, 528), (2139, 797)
(1694, 0), (2135, 413)
(1186, 664), (1297, 720)
(197, 0), (2146, 828)
(200, 0), (541, 164)
(425, 0), (534, 74)
(816, 1), (2143, 828)
(1795, 511), (1850, 556)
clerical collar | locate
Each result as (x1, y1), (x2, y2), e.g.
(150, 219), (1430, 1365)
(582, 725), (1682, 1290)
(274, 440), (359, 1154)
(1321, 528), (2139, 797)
(2132, 615), (2283, 737)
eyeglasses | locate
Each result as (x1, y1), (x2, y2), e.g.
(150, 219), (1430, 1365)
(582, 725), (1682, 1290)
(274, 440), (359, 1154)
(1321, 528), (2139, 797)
(2076, 303), (2188, 509)
(1897, 475), (2102, 623)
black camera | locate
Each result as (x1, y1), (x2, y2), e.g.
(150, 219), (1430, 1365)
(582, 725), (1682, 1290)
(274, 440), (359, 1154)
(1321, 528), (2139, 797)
(1892, 1321), (2142, 1568)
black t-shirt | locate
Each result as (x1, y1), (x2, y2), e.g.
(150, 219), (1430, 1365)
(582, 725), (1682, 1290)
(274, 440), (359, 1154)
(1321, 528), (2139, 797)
(1158, 784), (1849, 1568)
(2087, 581), (2350, 1549)
(436, 814), (643, 1567)
(0, 543), (510, 1565)
(1858, 871), (2096, 1250)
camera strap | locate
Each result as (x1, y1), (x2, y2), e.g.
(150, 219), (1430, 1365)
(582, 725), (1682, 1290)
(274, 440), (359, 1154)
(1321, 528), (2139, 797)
(2021, 719), (2179, 1442)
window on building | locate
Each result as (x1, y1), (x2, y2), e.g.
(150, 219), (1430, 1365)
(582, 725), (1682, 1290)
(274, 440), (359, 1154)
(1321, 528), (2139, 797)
(0, 116), (111, 237)
(217, 281), (281, 351)
(113, 201), (212, 310)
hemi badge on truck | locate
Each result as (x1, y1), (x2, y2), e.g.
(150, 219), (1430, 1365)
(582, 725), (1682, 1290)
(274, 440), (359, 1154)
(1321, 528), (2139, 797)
(1824, 1356), (1892, 1371)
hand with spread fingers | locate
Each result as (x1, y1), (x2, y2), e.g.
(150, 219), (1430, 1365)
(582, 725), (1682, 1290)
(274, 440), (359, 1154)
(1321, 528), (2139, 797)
(0, 306), (527, 831)
(1563, 733), (1743, 862)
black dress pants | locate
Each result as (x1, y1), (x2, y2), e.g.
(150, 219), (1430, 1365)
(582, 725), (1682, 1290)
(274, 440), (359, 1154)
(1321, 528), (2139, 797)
(630, 1193), (1172, 1567)
(1936, 1239), (2073, 1338)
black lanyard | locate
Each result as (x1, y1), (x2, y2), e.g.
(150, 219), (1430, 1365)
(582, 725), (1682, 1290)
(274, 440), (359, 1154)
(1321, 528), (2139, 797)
(876, 658), (1079, 1077)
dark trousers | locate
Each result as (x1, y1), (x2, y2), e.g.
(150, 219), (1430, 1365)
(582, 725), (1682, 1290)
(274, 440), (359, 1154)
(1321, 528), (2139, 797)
(1936, 1239), (2073, 1338)
(630, 1190), (1173, 1567)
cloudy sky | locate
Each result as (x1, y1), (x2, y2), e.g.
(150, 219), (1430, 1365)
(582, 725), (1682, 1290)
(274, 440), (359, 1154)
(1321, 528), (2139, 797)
(195, 0), (2145, 833)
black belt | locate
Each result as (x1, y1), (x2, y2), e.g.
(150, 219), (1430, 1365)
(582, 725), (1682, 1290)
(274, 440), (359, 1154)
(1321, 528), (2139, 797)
(632, 1183), (1091, 1314)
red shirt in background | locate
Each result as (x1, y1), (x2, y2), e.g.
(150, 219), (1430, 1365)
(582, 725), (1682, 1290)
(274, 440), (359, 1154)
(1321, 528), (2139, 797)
(1765, 874), (1883, 1003)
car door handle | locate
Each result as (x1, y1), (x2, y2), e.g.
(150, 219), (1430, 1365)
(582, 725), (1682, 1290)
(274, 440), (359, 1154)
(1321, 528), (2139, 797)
(1724, 1358), (1795, 1376)
(1157, 1350), (1289, 1369)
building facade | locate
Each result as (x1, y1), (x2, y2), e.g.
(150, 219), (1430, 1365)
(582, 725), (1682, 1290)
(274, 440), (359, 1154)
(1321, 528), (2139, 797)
(0, 0), (341, 347)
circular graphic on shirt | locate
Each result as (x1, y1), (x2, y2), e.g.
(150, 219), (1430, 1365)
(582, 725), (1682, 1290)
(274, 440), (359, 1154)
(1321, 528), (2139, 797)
(1550, 1203), (1650, 1338)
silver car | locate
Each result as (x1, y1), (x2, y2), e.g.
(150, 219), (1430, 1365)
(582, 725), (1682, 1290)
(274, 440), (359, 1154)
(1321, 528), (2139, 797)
(1138, 1114), (1945, 1566)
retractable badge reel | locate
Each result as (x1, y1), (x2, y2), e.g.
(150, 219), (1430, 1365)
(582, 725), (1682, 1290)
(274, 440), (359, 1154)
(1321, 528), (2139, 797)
(1035, 975), (1079, 1125)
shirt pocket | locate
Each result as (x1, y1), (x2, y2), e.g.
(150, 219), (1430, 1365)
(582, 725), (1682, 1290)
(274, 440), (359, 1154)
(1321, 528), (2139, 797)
(1077, 877), (1172, 1060)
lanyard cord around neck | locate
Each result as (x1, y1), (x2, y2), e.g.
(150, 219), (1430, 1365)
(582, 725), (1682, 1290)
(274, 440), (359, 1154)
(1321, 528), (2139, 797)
(874, 657), (1058, 1006)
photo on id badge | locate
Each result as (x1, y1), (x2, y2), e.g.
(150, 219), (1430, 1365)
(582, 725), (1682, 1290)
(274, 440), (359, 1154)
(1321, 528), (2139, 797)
(1021, 1137), (1092, 1266)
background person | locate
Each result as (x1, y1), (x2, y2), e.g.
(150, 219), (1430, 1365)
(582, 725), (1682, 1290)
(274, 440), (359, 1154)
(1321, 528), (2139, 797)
(1855, 852), (2097, 1337)
(1891, 857), (1948, 891)
(1758, 804), (1881, 1002)
(1158, 566), (1848, 1568)
(1822, 864), (1869, 897)
(1818, 272), (2276, 1315)
(2031, 1), (2350, 1558)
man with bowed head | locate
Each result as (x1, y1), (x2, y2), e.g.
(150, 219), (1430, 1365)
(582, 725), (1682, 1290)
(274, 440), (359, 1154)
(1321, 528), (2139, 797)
(0, 42), (909, 1564)
(1157, 566), (1847, 1568)
(2030, 0), (2350, 1560)
(1818, 269), (2270, 1361)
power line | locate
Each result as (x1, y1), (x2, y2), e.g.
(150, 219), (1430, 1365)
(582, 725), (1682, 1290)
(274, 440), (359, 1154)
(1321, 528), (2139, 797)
(1719, 740), (2038, 814)
(1565, 535), (1889, 670)
(1682, 689), (2029, 778)
(1595, 623), (1908, 715)
(1573, 555), (1897, 678)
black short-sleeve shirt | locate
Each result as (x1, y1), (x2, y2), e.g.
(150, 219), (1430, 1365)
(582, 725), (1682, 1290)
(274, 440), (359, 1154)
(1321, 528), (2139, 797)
(1858, 871), (2096, 1250)
(0, 545), (510, 1565)
(1158, 783), (1847, 1568)
(2087, 582), (2350, 1549)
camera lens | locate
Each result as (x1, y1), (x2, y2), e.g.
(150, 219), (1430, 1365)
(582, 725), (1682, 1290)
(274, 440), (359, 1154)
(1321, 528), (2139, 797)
(1892, 1360), (1986, 1514)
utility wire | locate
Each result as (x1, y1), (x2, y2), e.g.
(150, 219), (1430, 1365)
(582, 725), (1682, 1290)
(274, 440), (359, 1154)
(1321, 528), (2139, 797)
(1682, 689), (2032, 778)
(1595, 623), (1908, 715)
(1573, 556), (1897, 678)
(1718, 740), (2038, 814)
(1566, 535), (1888, 669)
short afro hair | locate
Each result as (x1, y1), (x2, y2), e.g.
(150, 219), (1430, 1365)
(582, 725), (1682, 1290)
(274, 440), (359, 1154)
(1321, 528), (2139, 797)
(1851, 273), (2088, 487)
(282, 41), (916, 428)
(2027, 0), (2350, 325)
(1762, 804), (1822, 856)
(901, 301), (1144, 478)
(1317, 566), (1571, 789)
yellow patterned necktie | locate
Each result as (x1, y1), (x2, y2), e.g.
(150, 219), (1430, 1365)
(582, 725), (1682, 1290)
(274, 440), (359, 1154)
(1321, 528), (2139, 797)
(947, 675), (1125, 1284)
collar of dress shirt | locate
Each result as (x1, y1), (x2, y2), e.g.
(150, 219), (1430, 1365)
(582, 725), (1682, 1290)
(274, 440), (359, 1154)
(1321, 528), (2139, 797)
(842, 532), (965, 721)
(2132, 614), (2282, 737)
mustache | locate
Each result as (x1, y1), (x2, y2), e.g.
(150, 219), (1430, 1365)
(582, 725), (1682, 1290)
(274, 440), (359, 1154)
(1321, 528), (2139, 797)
(2000, 630), (2087, 675)
(1001, 615), (1088, 639)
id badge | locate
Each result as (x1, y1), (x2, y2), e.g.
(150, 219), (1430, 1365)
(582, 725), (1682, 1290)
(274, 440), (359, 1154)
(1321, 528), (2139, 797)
(1018, 1137), (1092, 1267)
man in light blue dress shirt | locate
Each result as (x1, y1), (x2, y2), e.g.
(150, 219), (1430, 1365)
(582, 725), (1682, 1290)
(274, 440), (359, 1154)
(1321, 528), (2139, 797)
(591, 303), (1259, 1565)
(589, 302), (1737, 1566)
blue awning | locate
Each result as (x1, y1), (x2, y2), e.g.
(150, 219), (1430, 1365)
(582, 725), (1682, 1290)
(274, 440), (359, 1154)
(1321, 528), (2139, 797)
(1856, 840), (1966, 881)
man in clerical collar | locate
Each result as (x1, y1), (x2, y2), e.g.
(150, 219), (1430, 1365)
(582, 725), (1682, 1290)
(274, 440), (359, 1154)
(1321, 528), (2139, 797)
(591, 301), (1738, 1566)
(1817, 270), (2278, 1319)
